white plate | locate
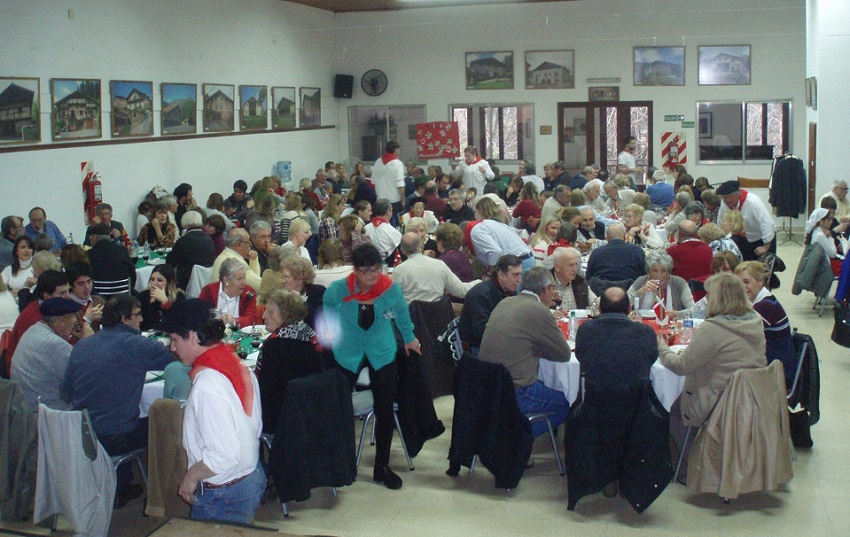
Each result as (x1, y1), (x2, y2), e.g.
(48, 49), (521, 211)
(241, 325), (268, 336)
(147, 258), (166, 266)
(668, 345), (688, 354)
(638, 309), (656, 319)
(568, 309), (588, 319)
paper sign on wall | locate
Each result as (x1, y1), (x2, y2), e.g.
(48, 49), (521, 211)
(416, 121), (460, 159)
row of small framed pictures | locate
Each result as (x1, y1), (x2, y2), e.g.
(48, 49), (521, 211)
(0, 77), (322, 145)
(465, 45), (751, 90)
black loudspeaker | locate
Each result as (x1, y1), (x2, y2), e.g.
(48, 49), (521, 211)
(334, 75), (354, 99)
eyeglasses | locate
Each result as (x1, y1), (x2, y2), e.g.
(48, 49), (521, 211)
(356, 266), (381, 275)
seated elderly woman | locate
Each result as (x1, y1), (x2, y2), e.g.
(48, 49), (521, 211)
(670, 250), (740, 320)
(137, 203), (177, 249)
(284, 217), (313, 261)
(258, 244), (298, 304)
(623, 203), (663, 249)
(735, 261), (797, 387)
(435, 222), (473, 283)
(277, 255), (325, 329)
(314, 238), (354, 288)
(401, 197), (439, 234)
(404, 217), (438, 258)
(627, 250), (695, 312)
(529, 214), (561, 262)
(255, 288), (327, 433)
(698, 222), (742, 261)
(198, 257), (259, 327)
(658, 273), (767, 476)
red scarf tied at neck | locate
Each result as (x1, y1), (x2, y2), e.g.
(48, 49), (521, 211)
(381, 153), (398, 165)
(190, 344), (254, 416)
(371, 216), (390, 228)
(343, 272), (393, 303)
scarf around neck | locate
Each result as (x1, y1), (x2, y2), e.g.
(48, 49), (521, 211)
(343, 272), (393, 303)
(381, 153), (397, 165)
(190, 343), (254, 416)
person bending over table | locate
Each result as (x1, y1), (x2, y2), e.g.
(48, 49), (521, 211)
(657, 273), (766, 482)
(139, 263), (185, 331)
(627, 250), (694, 313)
(479, 266), (571, 437)
(198, 257), (258, 328)
(322, 244), (421, 490)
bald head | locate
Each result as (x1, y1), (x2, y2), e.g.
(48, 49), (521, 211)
(600, 287), (630, 314)
(399, 232), (422, 256)
(606, 223), (625, 241)
(678, 220), (698, 241)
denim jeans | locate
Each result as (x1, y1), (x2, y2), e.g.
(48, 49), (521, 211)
(515, 380), (570, 437)
(191, 465), (266, 524)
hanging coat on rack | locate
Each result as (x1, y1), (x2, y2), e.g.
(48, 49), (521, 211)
(769, 154), (807, 217)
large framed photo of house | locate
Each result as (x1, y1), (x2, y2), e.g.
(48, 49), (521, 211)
(51, 78), (101, 141)
(202, 83), (234, 132)
(161, 83), (197, 135)
(272, 86), (296, 129)
(110, 80), (153, 138)
(299, 87), (321, 128)
(698, 45), (751, 86)
(239, 85), (268, 131)
(466, 51), (514, 90)
(525, 50), (574, 89)
(633, 47), (685, 86)
(0, 77), (40, 144)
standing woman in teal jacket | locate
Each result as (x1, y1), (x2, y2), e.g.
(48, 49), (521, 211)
(322, 244), (420, 490)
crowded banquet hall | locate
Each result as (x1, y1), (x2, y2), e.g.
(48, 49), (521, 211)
(0, 0), (847, 536)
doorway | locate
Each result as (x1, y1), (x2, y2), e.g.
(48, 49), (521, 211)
(557, 101), (653, 184)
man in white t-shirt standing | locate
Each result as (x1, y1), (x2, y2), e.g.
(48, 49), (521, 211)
(372, 141), (406, 226)
(618, 136), (643, 186)
(451, 145), (495, 192)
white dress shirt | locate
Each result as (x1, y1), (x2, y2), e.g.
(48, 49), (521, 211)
(372, 156), (405, 203)
(364, 221), (402, 259)
(216, 288), (241, 319)
(469, 219), (532, 267)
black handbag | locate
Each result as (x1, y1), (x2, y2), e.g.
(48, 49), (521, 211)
(831, 301), (850, 348)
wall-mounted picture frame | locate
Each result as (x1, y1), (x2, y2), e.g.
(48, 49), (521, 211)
(239, 85), (268, 131)
(272, 86), (296, 129)
(466, 51), (514, 90)
(299, 87), (321, 128)
(110, 80), (153, 138)
(634, 47), (685, 86)
(0, 77), (40, 144)
(161, 83), (197, 135)
(588, 86), (620, 102)
(698, 45), (751, 86)
(698, 112), (713, 138)
(539, 125), (553, 135)
(51, 78), (101, 141)
(525, 50), (574, 89)
(203, 83), (234, 132)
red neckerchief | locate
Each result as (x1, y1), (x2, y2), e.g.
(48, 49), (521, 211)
(381, 153), (397, 165)
(467, 156), (483, 165)
(343, 273), (393, 303)
(371, 217), (389, 228)
(464, 219), (484, 257)
(408, 211), (416, 219)
(737, 189), (749, 211)
(547, 239), (571, 256)
(190, 343), (254, 416)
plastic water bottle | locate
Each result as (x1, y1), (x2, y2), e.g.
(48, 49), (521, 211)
(568, 311), (577, 341)
(682, 313), (694, 345)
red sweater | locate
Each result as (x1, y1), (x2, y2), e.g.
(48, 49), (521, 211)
(198, 282), (259, 328)
(667, 240), (714, 284)
(512, 199), (542, 230)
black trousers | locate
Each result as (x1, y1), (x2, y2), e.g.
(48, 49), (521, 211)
(99, 418), (149, 493)
(338, 358), (398, 468)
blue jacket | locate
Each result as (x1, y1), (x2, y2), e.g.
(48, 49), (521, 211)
(24, 220), (67, 250)
(323, 279), (415, 373)
(646, 182), (675, 208)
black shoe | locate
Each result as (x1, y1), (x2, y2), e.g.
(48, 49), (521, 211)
(373, 465), (403, 490)
(602, 481), (618, 498)
(113, 484), (144, 509)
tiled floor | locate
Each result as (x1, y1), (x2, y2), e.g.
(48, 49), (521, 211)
(4, 241), (846, 537)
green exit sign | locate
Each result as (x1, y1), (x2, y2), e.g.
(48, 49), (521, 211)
(682, 121), (695, 128)
(664, 114), (684, 121)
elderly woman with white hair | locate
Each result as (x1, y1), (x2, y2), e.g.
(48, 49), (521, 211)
(627, 250), (694, 312)
(198, 257), (259, 328)
(403, 216), (438, 258)
(622, 203), (663, 249)
(284, 218), (312, 261)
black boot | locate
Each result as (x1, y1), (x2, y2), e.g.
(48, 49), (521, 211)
(373, 465), (403, 490)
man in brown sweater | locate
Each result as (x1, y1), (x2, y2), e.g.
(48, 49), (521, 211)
(479, 266), (572, 436)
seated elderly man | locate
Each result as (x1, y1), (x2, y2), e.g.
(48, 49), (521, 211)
(84, 203), (126, 246)
(603, 180), (633, 214)
(550, 247), (597, 311)
(24, 207), (66, 252)
(646, 169), (674, 208)
(583, 179), (615, 218)
(458, 254), (522, 357)
(62, 295), (173, 507)
(393, 233), (478, 304)
(667, 220), (713, 284)
(585, 223), (646, 296)
(627, 250), (695, 313)
(465, 197), (535, 273)
(0, 215), (24, 271)
(542, 185), (570, 221)
(86, 224), (136, 293)
(575, 207), (606, 249)
(364, 198), (402, 263)
(479, 266), (571, 437)
(248, 220), (274, 273)
(11, 298), (85, 411)
(167, 211), (216, 290)
(441, 189), (473, 225)
(211, 227), (262, 290)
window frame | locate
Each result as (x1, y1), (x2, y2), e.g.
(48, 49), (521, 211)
(696, 99), (792, 164)
(449, 102), (534, 162)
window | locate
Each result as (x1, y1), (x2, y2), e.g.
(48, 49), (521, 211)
(450, 103), (534, 161)
(697, 100), (791, 163)
(348, 105), (426, 162)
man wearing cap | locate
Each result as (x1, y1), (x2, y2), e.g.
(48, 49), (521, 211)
(11, 298), (88, 411)
(716, 180), (777, 256)
(161, 299), (265, 523)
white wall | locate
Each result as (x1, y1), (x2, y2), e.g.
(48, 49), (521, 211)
(334, 0), (806, 221)
(0, 0), (340, 239)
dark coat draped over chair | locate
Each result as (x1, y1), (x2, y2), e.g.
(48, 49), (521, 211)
(408, 295), (457, 398)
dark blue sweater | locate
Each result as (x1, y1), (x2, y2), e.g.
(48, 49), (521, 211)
(575, 313), (658, 389)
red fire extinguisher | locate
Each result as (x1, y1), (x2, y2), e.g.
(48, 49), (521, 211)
(666, 138), (679, 170)
(83, 172), (102, 225)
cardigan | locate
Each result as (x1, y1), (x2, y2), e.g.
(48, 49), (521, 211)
(198, 282), (259, 327)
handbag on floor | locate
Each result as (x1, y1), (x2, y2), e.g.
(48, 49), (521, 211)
(831, 301), (850, 348)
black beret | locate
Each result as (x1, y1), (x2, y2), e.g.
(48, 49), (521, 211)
(715, 180), (741, 196)
(39, 298), (82, 317)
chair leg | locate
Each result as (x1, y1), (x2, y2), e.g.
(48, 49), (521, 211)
(355, 412), (374, 471)
(672, 426), (692, 484)
(470, 454), (477, 473)
(281, 501), (289, 518)
(331, 487), (337, 496)
(393, 411), (415, 471)
(819, 296), (829, 317)
(544, 418), (565, 476)
(134, 454), (148, 497)
(51, 513), (59, 531)
(370, 415), (376, 446)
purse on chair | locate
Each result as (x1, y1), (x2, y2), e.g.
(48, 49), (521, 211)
(830, 301), (850, 348)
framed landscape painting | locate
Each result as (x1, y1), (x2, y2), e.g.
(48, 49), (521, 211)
(0, 77), (40, 144)
(110, 80), (153, 138)
(239, 85), (268, 131)
(466, 51), (514, 90)
(633, 47), (685, 86)
(51, 78), (101, 141)
(202, 83), (234, 132)
(272, 86), (296, 129)
(525, 50), (574, 89)
(299, 87), (321, 128)
(698, 45), (751, 86)
(161, 83), (196, 135)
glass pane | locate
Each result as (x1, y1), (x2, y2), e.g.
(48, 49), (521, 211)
(606, 107), (618, 171)
(450, 103), (533, 162)
(452, 107), (470, 152)
(502, 107), (518, 160)
(484, 107), (500, 158)
(562, 106), (588, 174)
(630, 106), (649, 184)
(766, 102), (785, 154)
(349, 105), (426, 162)
(746, 103), (763, 145)
(697, 102), (742, 161)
